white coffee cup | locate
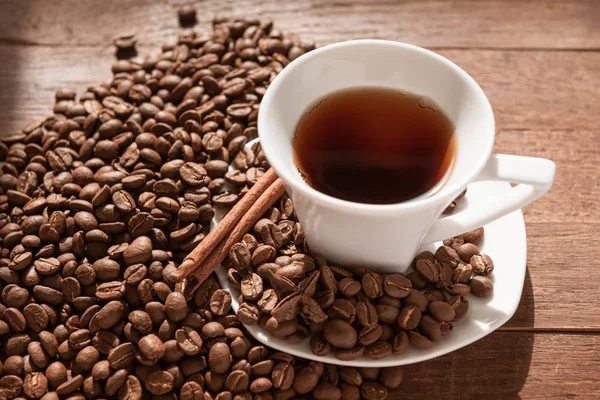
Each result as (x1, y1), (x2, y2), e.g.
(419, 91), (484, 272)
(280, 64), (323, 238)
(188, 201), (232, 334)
(258, 40), (555, 273)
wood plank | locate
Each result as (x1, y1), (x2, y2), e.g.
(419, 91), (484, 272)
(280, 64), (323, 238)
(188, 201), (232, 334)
(495, 130), (600, 224)
(0, 0), (598, 49)
(436, 49), (600, 131)
(504, 222), (600, 329)
(390, 331), (600, 399)
(0, 45), (598, 134)
(492, 130), (600, 329)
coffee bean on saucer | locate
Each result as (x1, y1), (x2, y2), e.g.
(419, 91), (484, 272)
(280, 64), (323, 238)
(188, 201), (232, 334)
(471, 254), (495, 276)
(470, 276), (494, 297)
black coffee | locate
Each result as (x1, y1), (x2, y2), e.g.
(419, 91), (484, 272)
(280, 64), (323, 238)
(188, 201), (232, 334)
(293, 87), (456, 204)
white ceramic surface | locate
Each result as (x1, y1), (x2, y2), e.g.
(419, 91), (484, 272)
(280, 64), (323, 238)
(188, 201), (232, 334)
(257, 40), (555, 273)
(215, 179), (528, 367)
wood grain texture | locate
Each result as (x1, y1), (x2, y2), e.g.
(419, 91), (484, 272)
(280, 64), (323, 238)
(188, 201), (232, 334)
(389, 332), (600, 399)
(1, 0), (599, 49)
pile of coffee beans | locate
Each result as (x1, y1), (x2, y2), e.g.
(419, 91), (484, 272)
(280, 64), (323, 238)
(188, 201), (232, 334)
(0, 15), (406, 400)
(227, 198), (495, 360)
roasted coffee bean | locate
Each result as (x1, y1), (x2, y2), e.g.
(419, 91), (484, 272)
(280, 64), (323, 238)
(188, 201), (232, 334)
(419, 315), (442, 341)
(429, 301), (456, 322)
(383, 274), (411, 298)
(107, 343), (135, 369)
(293, 366), (319, 394)
(358, 324), (383, 346)
(323, 319), (357, 349)
(353, 301), (377, 328)
(209, 342), (233, 374)
(452, 263), (473, 284)
(145, 371), (174, 396)
(461, 227), (484, 244)
(470, 253), (494, 276)
(46, 361), (68, 389)
(328, 299), (356, 323)
(338, 277), (361, 297)
(403, 289), (429, 313)
(165, 292), (188, 322)
(176, 326), (204, 356)
(365, 341), (392, 359)
(470, 275), (494, 297)
(415, 259), (439, 283)
(447, 295), (470, 321)
(210, 289), (232, 316)
(240, 273), (263, 300)
(392, 331), (410, 354)
(310, 332), (332, 356)
(362, 381), (388, 400)
(397, 305), (421, 330)
(0, 375), (24, 398)
(362, 272), (383, 298)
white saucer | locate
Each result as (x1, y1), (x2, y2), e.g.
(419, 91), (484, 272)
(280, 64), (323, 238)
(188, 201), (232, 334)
(214, 177), (527, 367)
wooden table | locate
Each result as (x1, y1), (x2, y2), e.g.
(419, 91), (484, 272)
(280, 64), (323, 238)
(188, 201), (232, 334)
(0, 1), (598, 398)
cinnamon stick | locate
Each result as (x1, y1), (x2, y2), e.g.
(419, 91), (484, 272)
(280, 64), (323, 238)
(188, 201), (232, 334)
(173, 168), (279, 281)
(182, 178), (286, 295)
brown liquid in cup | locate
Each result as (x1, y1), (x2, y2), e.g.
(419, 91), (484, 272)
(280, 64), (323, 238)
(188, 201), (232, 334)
(293, 87), (456, 204)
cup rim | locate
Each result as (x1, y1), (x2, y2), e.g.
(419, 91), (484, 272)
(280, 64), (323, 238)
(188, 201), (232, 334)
(258, 39), (495, 214)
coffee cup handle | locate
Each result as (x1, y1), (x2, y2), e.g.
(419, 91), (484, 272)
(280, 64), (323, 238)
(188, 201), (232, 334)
(422, 154), (556, 244)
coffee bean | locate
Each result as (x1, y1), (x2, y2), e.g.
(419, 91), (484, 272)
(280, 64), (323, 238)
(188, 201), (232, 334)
(208, 342), (233, 374)
(470, 253), (494, 276)
(293, 366), (319, 394)
(408, 330), (433, 349)
(356, 301), (378, 327)
(328, 299), (356, 323)
(124, 236), (152, 265)
(145, 371), (174, 395)
(107, 343), (135, 369)
(175, 326), (204, 356)
(365, 341), (392, 359)
(240, 273), (263, 300)
(209, 289), (232, 316)
(265, 317), (298, 338)
(112, 190), (136, 213)
(75, 345), (100, 372)
(46, 361), (68, 389)
(403, 288), (429, 313)
(105, 369), (128, 396)
(362, 272), (383, 298)
(452, 263), (472, 284)
(0, 375), (24, 399)
(461, 227), (484, 244)
(392, 331), (409, 354)
(5, 307), (27, 332)
(470, 276), (494, 297)
(456, 243), (480, 262)
(338, 277), (361, 297)
(23, 303), (49, 332)
(429, 301), (456, 322)
(250, 377), (272, 393)
(358, 324), (383, 346)
(383, 274), (411, 298)
(397, 305), (421, 330)
(323, 319), (357, 349)
(447, 295), (469, 320)
(56, 374), (84, 396)
(419, 315), (442, 341)
(415, 259), (440, 283)
(361, 381), (388, 400)
(165, 292), (188, 322)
